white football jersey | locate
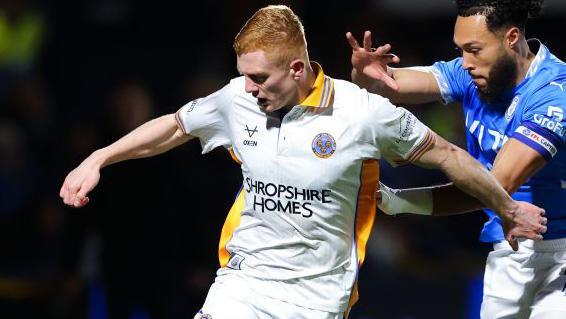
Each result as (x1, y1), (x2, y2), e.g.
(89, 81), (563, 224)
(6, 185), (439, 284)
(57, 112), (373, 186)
(176, 64), (433, 313)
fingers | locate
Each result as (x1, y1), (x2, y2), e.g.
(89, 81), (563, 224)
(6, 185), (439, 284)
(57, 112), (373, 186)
(506, 234), (519, 251)
(345, 32), (360, 50)
(363, 30), (372, 51)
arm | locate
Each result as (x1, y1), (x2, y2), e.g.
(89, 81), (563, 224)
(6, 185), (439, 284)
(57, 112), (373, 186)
(428, 138), (546, 215)
(410, 133), (545, 249)
(346, 31), (442, 104)
(60, 114), (192, 208)
(381, 139), (546, 215)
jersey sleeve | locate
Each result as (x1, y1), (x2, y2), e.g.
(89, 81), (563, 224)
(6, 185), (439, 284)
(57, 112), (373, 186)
(364, 93), (435, 167)
(175, 82), (234, 153)
(430, 58), (469, 104)
(512, 86), (565, 161)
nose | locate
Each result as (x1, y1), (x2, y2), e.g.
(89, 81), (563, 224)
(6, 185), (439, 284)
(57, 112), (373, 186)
(245, 77), (259, 96)
(461, 52), (474, 71)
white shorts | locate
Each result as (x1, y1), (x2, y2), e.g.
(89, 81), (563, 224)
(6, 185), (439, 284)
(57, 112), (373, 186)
(480, 238), (566, 319)
(194, 274), (344, 319)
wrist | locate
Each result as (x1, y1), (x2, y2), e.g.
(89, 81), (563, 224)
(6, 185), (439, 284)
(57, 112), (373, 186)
(88, 149), (109, 170)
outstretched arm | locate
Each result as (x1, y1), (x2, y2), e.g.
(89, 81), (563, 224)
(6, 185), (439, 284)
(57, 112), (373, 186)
(402, 133), (546, 250)
(379, 138), (547, 215)
(60, 114), (192, 208)
(346, 31), (442, 104)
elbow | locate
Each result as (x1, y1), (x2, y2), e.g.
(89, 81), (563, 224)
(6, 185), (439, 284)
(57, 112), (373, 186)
(492, 173), (522, 195)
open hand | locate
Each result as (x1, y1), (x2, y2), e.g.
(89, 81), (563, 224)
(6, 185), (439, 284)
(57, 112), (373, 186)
(346, 30), (400, 90)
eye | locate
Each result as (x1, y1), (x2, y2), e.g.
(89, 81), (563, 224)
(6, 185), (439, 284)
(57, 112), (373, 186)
(250, 75), (268, 84)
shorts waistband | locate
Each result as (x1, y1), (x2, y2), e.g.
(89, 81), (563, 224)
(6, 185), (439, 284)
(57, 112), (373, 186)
(494, 238), (566, 252)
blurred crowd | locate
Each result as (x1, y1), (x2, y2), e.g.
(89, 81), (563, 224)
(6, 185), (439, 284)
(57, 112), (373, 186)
(0, 1), (564, 318)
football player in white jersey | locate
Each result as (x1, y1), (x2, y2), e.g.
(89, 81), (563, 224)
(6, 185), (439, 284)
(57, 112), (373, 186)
(61, 5), (546, 319)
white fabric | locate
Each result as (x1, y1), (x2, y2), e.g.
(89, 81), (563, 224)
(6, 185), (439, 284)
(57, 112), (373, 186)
(177, 75), (432, 312)
(481, 238), (566, 319)
(194, 273), (343, 319)
(377, 182), (433, 215)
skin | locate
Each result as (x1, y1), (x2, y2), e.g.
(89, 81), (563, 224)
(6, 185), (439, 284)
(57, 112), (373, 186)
(236, 50), (316, 113)
(347, 15), (548, 249)
(61, 35), (546, 252)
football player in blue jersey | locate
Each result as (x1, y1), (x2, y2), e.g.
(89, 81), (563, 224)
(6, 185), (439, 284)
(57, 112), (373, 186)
(348, 0), (566, 318)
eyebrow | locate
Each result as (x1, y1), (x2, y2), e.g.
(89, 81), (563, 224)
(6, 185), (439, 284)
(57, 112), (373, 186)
(454, 39), (483, 49)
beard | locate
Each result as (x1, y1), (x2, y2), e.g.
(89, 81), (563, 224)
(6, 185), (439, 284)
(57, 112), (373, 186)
(477, 53), (518, 105)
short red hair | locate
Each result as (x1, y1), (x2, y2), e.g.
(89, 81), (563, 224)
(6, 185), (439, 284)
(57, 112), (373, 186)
(233, 5), (308, 67)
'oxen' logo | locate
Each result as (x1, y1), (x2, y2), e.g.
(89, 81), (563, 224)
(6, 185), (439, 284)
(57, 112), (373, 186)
(312, 133), (336, 158)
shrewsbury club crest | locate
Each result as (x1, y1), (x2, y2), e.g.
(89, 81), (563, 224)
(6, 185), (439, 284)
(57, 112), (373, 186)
(312, 133), (336, 158)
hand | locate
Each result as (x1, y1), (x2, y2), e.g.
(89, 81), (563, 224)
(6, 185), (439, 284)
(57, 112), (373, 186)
(59, 157), (101, 208)
(346, 30), (400, 90)
(502, 201), (547, 251)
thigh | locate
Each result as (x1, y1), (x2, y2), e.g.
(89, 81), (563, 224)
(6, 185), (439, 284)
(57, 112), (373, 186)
(480, 243), (534, 319)
(194, 278), (258, 319)
(530, 255), (566, 319)
(258, 296), (343, 319)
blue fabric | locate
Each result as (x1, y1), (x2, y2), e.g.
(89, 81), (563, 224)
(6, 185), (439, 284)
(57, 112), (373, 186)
(432, 40), (566, 242)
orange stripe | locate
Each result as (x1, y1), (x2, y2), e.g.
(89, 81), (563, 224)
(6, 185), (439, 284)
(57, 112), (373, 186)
(407, 130), (435, 162)
(394, 130), (434, 165)
(346, 159), (380, 317)
(218, 190), (245, 267)
(228, 148), (242, 165)
(174, 108), (187, 134)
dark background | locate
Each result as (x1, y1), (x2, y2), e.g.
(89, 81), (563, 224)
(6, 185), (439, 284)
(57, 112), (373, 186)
(1, 0), (564, 318)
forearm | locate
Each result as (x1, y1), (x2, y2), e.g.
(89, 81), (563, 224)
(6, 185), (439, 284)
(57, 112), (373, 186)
(379, 182), (483, 216)
(89, 114), (191, 169)
(438, 145), (516, 218)
(352, 67), (441, 104)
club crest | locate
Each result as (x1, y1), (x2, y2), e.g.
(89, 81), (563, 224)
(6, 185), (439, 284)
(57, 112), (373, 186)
(505, 96), (520, 120)
(312, 133), (336, 158)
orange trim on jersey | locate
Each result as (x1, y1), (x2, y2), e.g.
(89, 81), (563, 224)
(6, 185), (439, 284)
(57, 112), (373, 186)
(394, 130), (435, 166)
(345, 159), (380, 318)
(300, 62), (334, 108)
(174, 108), (187, 135)
(218, 189), (245, 267)
(228, 148), (242, 165)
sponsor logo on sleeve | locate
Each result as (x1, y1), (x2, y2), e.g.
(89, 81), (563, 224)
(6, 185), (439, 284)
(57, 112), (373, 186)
(516, 125), (558, 157)
(533, 106), (565, 137)
(396, 112), (416, 144)
(186, 98), (201, 112)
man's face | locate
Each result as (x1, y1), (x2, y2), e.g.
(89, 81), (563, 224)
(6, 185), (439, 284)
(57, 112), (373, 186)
(454, 15), (518, 103)
(237, 50), (298, 112)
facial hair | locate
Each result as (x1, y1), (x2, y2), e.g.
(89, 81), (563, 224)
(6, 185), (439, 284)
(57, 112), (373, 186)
(478, 52), (518, 105)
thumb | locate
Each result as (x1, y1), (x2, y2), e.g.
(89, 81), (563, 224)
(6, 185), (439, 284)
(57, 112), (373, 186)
(506, 233), (519, 251)
(381, 74), (399, 91)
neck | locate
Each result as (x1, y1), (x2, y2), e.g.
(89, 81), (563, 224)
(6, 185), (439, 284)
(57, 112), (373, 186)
(515, 38), (536, 86)
(297, 62), (316, 103)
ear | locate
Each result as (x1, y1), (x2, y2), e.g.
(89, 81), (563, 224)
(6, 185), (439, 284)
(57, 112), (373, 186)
(289, 59), (305, 80)
(504, 27), (521, 50)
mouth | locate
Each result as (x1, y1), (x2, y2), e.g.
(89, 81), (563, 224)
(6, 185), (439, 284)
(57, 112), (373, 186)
(257, 98), (269, 107)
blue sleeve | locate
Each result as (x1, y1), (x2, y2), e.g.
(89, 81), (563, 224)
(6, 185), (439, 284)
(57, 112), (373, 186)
(430, 58), (470, 104)
(512, 86), (565, 161)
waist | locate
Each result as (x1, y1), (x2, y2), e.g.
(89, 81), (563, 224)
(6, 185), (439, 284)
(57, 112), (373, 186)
(493, 237), (566, 252)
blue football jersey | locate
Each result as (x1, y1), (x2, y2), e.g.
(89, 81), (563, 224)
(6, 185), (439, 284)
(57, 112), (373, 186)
(431, 40), (566, 242)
